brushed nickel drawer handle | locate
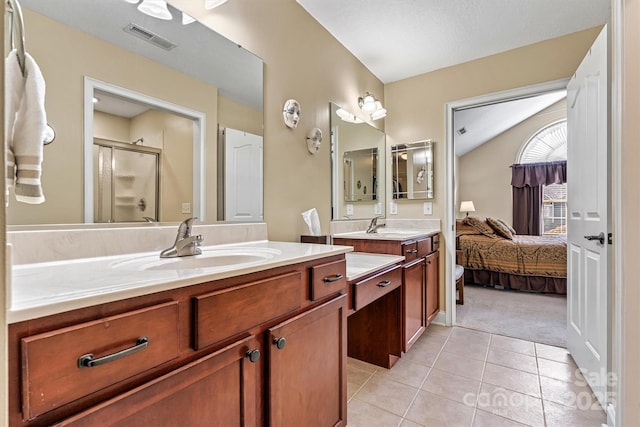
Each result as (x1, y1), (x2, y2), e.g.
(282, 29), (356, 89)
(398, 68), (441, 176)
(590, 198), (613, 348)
(78, 336), (149, 368)
(406, 249), (418, 254)
(377, 280), (391, 288)
(323, 274), (343, 283)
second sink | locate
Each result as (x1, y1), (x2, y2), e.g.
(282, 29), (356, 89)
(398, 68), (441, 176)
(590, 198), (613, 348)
(111, 247), (282, 272)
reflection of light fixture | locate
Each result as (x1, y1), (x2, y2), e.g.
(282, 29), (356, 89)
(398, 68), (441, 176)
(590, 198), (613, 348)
(123, 0), (139, 3)
(358, 92), (387, 120)
(205, 0), (229, 9)
(137, 0), (172, 20)
(336, 108), (364, 123)
(416, 166), (426, 184)
(182, 12), (195, 24)
(460, 200), (476, 217)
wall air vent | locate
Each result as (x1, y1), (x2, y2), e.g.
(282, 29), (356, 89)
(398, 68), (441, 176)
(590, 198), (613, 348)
(123, 23), (177, 51)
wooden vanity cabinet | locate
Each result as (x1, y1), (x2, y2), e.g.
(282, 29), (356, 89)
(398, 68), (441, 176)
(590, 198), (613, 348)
(52, 335), (262, 427)
(333, 234), (440, 353)
(403, 258), (426, 351)
(8, 255), (348, 427)
(425, 250), (440, 326)
(268, 294), (347, 426)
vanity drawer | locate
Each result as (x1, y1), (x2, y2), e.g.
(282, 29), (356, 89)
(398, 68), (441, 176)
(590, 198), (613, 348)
(21, 301), (180, 420)
(402, 242), (420, 261)
(310, 259), (347, 301)
(193, 271), (302, 350)
(353, 265), (402, 311)
(417, 237), (432, 257)
(432, 234), (440, 252)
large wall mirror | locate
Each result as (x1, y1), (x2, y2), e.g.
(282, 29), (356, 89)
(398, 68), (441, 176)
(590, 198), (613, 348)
(391, 140), (435, 200)
(7, 0), (263, 226)
(330, 103), (385, 220)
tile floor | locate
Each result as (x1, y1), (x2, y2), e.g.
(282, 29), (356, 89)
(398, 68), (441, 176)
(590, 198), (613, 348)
(347, 326), (606, 427)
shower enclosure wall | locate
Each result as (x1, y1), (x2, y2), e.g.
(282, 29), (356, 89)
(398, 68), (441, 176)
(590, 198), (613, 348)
(93, 138), (161, 223)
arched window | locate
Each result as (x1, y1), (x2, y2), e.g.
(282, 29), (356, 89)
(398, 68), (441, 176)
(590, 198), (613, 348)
(518, 120), (567, 235)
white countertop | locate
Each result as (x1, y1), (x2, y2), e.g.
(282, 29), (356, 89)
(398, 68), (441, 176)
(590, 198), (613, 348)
(345, 252), (405, 282)
(333, 228), (439, 241)
(9, 241), (352, 324)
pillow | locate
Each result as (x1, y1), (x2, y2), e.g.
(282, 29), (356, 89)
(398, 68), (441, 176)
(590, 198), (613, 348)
(497, 218), (517, 236)
(456, 219), (481, 235)
(463, 216), (496, 237)
(486, 217), (514, 240)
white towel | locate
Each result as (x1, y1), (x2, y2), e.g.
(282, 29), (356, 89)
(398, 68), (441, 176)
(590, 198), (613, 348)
(5, 49), (46, 204)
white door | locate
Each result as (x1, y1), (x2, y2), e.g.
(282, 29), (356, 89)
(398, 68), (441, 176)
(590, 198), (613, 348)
(224, 128), (263, 222)
(566, 26), (608, 408)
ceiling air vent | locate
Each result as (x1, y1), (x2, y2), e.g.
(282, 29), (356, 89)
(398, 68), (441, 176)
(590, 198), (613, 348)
(123, 23), (177, 51)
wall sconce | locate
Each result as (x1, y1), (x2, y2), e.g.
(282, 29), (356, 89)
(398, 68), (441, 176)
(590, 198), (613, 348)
(358, 92), (387, 120)
(460, 200), (476, 217)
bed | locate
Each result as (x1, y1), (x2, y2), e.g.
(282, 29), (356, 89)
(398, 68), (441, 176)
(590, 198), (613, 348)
(456, 217), (567, 294)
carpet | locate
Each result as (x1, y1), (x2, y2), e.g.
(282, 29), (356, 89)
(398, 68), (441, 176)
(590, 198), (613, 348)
(455, 284), (567, 348)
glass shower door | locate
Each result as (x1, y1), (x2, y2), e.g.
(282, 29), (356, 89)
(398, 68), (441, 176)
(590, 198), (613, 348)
(94, 140), (160, 223)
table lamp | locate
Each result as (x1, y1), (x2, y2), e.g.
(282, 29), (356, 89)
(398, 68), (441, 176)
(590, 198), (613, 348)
(460, 200), (475, 217)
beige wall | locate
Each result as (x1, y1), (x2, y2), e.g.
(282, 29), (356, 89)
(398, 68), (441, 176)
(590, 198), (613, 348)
(218, 95), (263, 137)
(384, 28), (600, 223)
(174, 0), (384, 241)
(94, 112), (130, 143)
(6, 8), (219, 225)
(457, 99), (567, 225)
(620, 0), (640, 421)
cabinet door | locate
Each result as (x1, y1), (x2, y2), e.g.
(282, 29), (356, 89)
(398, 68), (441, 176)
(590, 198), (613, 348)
(267, 294), (347, 427)
(54, 336), (261, 427)
(425, 251), (440, 326)
(403, 258), (426, 352)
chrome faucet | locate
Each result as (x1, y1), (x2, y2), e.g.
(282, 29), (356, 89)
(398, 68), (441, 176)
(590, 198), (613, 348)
(160, 217), (204, 258)
(366, 216), (386, 234)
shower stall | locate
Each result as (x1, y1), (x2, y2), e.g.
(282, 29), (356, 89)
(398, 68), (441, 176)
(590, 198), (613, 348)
(93, 138), (161, 223)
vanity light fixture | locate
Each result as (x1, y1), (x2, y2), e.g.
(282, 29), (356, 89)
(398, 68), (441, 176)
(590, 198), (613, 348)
(137, 0), (172, 20)
(205, 0), (230, 9)
(358, 92), (387, 120)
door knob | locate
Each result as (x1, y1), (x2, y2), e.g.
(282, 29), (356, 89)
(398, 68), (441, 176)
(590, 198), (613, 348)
(584, 232), (605, 245)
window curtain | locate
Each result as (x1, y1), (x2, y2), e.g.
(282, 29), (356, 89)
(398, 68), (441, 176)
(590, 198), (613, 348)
(511, 160), (566, 235)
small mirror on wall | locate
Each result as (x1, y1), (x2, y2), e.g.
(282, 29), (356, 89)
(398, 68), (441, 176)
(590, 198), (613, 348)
(391, 140), (434, 200)
(343, 148), (378, 202)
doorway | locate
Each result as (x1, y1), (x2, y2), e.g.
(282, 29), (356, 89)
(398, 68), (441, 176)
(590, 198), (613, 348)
(452, 95), (568, 347)
(444, 79), (570, 329)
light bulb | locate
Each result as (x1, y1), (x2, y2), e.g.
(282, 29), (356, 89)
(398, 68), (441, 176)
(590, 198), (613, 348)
(137, 0), (172, 20)
(205, 0), (229, 9)
(361, 94), (377, 113)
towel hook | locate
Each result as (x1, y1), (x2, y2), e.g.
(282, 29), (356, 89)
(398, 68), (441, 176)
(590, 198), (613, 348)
(6, 0), (26, 76)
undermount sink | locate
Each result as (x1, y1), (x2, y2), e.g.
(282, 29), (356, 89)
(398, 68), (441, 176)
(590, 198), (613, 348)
(111, 246), (282, 272)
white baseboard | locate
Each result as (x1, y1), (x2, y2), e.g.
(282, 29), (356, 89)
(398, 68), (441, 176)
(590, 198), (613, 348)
(431, 311), (447, 326)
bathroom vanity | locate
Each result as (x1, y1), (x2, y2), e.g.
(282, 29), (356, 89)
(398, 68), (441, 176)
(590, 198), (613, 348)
(6, 225), (352, 426)
(334, 229), (440, 353)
